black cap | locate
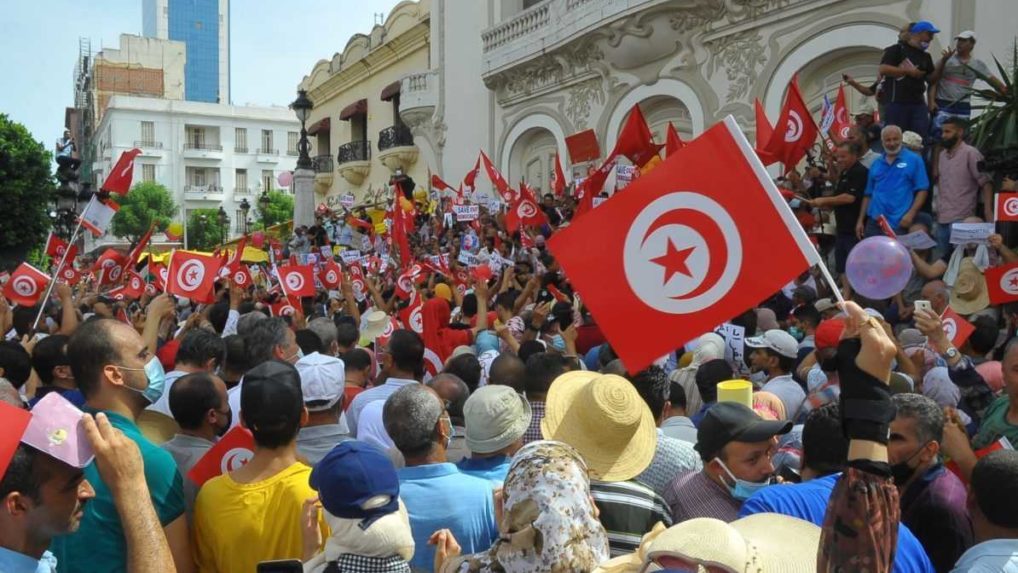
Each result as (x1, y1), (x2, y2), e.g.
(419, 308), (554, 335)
(695, 402), (792, 460)
(240, 360), (303, 433)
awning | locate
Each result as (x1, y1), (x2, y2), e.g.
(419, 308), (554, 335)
(380, 80), (401, 101)
(307, 117), (331, 136)
(339, 99), (367, 121)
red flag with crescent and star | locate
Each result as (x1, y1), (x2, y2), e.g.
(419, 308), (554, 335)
(101, 149), (143, 196)
(166, 251), (221, 303)
(996, 193), (1018, 222)
(506, 183), (549, 233)
(830, 84), (852, 143)
(552, 154), (567, 198)
(985, 262), (1018, 305)
(188, 426), (255, 486)
(2, 263), (51, 307)
(548, 116), (821, 372)
(277, 265), (316, 298)
(318, 260), (343, 290)
(941, 307), (975, 347)
(227, 263), (253, 289)
(763, 76), (818, 173)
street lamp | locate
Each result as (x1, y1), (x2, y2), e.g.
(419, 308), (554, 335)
(239, 198), (251, 234)
(290, 89), (313, 170)
(217, 205), (229, 246)
(258, 189), (271, 230)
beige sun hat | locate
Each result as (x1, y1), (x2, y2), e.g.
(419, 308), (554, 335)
(360, 310), (389, 344)
(540, 371), (656, 482)
(950, 257), (990, 316)
(643, 513), (821, 572)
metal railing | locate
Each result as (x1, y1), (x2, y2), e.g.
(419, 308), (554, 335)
(183, 184), (223, 194)
(134, 140), (163, 148)
(378, 125), (414, 152)
(234, 146), (249, 153)
(183, 142), (223, 151)
(234, 186), (251, 194)
(258, 148), (279, 155)
(313, 155), (334, 173)
(337, 140), (371, 164)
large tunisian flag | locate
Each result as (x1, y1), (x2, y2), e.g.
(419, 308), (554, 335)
(548, 116), (821, 372)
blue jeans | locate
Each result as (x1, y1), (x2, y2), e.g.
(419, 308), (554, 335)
(885, 102), (931, 141)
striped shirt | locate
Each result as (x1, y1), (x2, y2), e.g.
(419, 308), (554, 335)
(590, 480), (673, 557)
(664, 469), (741, 524)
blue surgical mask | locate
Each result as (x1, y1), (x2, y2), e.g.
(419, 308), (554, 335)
(788, 326), (805, 341)
(715, 458), (773, 501)
(117, 357), (167, 404)
(550, 334), (566, 352)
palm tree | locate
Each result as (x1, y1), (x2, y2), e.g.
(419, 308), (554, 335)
(968, 39), (1018, 163)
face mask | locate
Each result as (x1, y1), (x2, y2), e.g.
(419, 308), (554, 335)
(714, 458), (772, 501)
(550, 334), (566, 352)
(440, 416), (454, 450)
(891, 441), (930, 486)
(788, 326), (805, 341)
(117, 357), (167, 404)
(288, 348), (305, 363)
(920, 41), (930, 50)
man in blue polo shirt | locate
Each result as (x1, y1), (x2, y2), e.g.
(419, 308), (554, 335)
(857, 124), (930, 238)
(384, 383), (498, 572)
(740, 404), (935, 573)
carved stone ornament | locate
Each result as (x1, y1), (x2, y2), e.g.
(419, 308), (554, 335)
(565, 78), (607, 130)
(706, 30), (767, 102)
(488, 38), (605, 105)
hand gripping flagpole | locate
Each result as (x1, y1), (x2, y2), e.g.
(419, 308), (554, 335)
(31, 216), (86, 332)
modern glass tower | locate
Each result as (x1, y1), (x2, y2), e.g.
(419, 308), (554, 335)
(143, 0), (230, 104)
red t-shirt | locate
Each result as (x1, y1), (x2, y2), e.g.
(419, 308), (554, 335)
(343, 386), (365, 411)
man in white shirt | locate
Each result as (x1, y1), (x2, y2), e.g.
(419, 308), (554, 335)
(347, 330), (424, 436)
(951, 450), (1018, 572)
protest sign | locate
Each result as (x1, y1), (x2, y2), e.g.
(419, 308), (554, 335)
(897, 231), (937, 250)
(950, 222), (995, 245)
(454, 205), (480, 221)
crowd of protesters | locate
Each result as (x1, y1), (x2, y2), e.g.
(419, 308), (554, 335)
(1, 18), (1017, 573)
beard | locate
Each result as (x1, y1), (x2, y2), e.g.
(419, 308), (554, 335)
(885, 143), (902, 155)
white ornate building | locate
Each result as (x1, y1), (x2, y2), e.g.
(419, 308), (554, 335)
(305, 0), (1015, 202)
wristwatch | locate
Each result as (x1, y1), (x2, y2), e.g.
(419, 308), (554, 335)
(944, 346), (960, 360)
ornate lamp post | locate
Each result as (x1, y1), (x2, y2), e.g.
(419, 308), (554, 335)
(239, 198), (251, 234)
(217, 205), (229, 247)
(258, 189), (271, 230)
(290, 89), (313, 170)
(290, 89), (315, 227)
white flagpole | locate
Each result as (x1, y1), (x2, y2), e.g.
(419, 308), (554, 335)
(31, 217), (85, 331)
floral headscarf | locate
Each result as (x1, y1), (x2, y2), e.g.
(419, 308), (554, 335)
(442, 440), (610, 573)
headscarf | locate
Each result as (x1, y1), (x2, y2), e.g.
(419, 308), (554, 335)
(304, 500), (415, 573)
(423, 297), (467, 362)
(923, 367), (972, 425)
(441, 440), (609, 573)
(752, 391), (787, 421)
(975, 360), (1004, 393)
(669, 333), (726, 415)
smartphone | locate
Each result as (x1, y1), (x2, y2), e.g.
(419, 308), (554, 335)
(257, 560), (303, 573)
(914, 300), (933, 315)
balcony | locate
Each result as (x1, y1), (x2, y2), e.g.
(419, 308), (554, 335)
(400, 70), (438, 128)
(377, 125), (418, 173)
(336, 141), (371, 185)
(313, 155), (334, 191)
(183, 184), (225, 202)
(234, 186), (251, 195)
(256, 148), (280, 163)
(182, 142), (224, 160)
(134, 140), (164, 157)
(235, 146), (249, 153)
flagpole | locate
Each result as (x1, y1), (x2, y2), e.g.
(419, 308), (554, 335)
(31, 217), (85, 332)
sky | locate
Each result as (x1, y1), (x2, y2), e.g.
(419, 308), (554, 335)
(0, 0), (406, 150)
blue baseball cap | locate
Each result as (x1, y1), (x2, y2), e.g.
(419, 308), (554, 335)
(910, 21), (940, 34)
(309, 441), (400, 526)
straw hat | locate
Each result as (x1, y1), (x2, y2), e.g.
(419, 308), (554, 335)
(644, 513), (820, 572)
(360, 310), (390, 343)
(540, 371), (656, 482)
(950, 258), (990, 315)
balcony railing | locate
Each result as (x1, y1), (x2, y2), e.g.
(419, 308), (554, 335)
(337, 140), (371, 165)
(258, 148), (279, 155)
(235, 146), (249, 153)
(482, 1), (551, 52)
(183, 143), (223, 151)
(378, 125), (414, 152)
(313, 155), (334, 173)
(183, 184), (223, 194)
(234, 186), (251, 194)
(134, 140), (163, 148)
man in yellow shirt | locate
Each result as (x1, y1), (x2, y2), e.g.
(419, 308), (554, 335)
(192, 360), (328, 572)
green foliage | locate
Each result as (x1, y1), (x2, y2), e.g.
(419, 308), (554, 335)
(0, 114), (55, 250)
(968, 39), (1018, 153)
(258, 190), (294, 228)
(186, 208), (228, 251)
(110, 181), (176, 242)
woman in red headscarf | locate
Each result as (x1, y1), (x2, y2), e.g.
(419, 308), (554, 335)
(422, 279), (489, 362)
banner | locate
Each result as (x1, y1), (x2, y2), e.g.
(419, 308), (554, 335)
(454, 205), (480, 222)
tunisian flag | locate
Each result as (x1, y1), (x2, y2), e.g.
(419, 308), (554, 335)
(101, 149), (143, 196)
(985, 262), (1018, 305)
(830, 84), (852, 142)
(2, 263), (51, 307)
(996, 193), (1018, 222)
(277, 265), (316, 298)
(44, 233), (68, 259)
(613, 104), (662, 168)
(552, 154), (567, 198)
(318, 260), (343, 290)
(763, 77), (818, 172)
(665, 123), (685, 157)
(166, 251), (221, 303)
(188, 426), (255, 486)
(941, 307), (975, 347)
(506, 184), (549, 233)
(548, 116), (821, 372)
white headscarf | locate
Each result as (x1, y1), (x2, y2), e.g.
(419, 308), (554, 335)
(670, 333), (726, 414)
(303, 500), (415, 573)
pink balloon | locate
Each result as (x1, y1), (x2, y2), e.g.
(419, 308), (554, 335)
(277, 171), (293, 187)
(251, 231), (265, 248)
(845, 236), (912, 300)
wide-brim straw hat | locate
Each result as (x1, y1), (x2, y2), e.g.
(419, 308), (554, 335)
(540, 371), (656, 482)
(950, 257), (989, 315)
(644, 513), (821, 572)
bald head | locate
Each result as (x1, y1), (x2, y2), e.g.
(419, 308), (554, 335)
(920, 280), (949, 314)
(488, 353), (526, 393)
(427, 373), (469, 424)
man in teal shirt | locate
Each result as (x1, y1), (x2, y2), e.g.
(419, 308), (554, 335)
(50, 315), (191, 573)
(859, 124), (930, 237)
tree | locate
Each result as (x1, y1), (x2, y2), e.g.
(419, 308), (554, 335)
(969, 39), (1017, 155)
(258, 190), (294, 228)
(0, 114), (54, 256)
(186, 208), (229, 251)
(110, 181), (176, 243)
